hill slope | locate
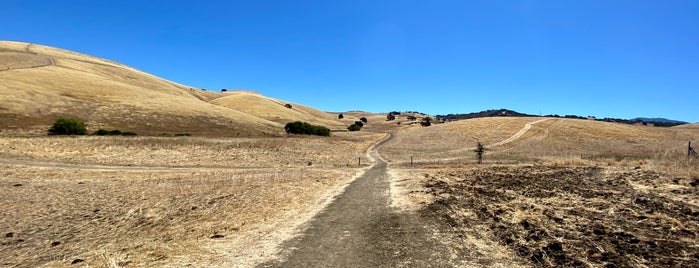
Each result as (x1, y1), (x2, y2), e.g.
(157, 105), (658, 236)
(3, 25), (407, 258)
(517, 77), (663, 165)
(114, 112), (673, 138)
(210, 91), (347, 130)
(382, 117), (697, 163)
(0, 41), (342, 136)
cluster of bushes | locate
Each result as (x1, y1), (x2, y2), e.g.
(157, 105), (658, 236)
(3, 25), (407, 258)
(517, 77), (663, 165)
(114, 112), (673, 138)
(48, 118), (137, 136)
(348, 117), (368, 132)
(93, 129), (137, 136)
(284, 121), (330, 136)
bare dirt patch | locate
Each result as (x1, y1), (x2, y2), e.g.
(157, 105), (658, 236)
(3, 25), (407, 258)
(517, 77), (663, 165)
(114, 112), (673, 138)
(406, 165), (698, 267)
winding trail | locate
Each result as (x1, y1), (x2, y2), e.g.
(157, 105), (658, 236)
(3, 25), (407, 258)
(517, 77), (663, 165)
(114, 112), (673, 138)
(261, 134), (457, 267)
(486, 118), (551, 148)
(0, 44), (55, 72)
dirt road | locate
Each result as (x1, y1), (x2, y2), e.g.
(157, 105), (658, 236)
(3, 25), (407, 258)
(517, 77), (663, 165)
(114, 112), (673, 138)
(261, 134), (460, 267)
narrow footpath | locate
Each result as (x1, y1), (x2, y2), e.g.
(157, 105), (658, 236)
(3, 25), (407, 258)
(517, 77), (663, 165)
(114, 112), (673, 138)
(261, 134), (455, 267)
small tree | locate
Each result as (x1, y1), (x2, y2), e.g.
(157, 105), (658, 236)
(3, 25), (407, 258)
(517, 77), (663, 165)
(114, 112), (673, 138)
(354, 121), (364, 127)
(387, 114), (396, 121)
(407, 115), (417, 121)
(421, 117), (432, 127)
(221, 89), (228, 92)
(338, 114), (344, 119)
(360, 117), (367, 123)
(285, 104), (293, 109)
(48, 117), (87, 135)
(347, 124), (361, 131)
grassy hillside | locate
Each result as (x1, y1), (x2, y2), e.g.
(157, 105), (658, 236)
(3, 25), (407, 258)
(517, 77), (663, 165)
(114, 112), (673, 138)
(0, 41), (339, 136)
(382, 117), (697, 164)
(210, 91), (346, 130)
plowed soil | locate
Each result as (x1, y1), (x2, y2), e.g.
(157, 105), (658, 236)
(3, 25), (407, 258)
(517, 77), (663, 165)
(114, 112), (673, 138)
(418, 165), (698, 267)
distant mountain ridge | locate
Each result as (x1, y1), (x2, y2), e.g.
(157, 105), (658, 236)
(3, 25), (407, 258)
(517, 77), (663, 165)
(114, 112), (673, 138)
(436, 109), (687, 127)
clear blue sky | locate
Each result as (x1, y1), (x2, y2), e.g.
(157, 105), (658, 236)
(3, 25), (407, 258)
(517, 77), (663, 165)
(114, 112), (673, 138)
(4, 0), (698, 122)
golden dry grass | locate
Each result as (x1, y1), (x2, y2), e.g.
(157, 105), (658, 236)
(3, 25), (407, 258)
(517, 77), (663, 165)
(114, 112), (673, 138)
(0, 165), (360, 267)
(210, 91), (346, 130)
(382, 117), (698, 166)
(0, 133), (384, 168)
(0, 133), (384, 267)
(0, 41), (345, 137)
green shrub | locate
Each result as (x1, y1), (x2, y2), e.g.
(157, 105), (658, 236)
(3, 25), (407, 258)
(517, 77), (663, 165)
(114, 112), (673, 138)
(284, 121), (330, 136)
(48, 118), (86, 135)
(93, 129), (110, 136)
(360, 117), (367, 123)
(121, 132), (138, 136)
(93, 129), (125, 136)
(175, 133), (191, 136)
(347, 124), (361, 131)
(354, 121), (364, 127)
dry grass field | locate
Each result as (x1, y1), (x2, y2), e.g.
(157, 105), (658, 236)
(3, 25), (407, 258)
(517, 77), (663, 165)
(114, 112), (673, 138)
(210, 91), (348, 131)
(0, 133), (385, 267)
(386, 117), (699, 267)
(382, 117), (697, 167)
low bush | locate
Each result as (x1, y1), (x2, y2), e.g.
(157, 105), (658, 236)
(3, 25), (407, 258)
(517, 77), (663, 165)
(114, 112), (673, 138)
(284, 121), (331, 136)
(93, 129), (135, 136)
(354, 121), (364, 127)
(48, 118), (86, 135)
(347, 124), (361, 131)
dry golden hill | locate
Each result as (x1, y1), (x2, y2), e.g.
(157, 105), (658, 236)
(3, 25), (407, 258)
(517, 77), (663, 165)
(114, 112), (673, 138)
(382, 117), (698, 164)
(210, 91), (346, 130)
(0, 41), (340, 136)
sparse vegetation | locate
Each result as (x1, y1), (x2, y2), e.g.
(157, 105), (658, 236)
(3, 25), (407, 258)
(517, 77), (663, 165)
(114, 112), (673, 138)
(48, 117), (87, 135)
(387, 114), (396, 121)
(407, 115), (417, 121)
(360, 117), (367, 123)
(285, 104), (293, 109)
(284, 121), (331, 136)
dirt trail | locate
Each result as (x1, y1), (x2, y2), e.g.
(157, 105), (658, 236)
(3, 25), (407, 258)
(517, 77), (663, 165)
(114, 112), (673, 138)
(486, 118), (551, 148)
(0, 43), (55, 72)
(261, 134), (459, 267)
(0, 156), (273, 172)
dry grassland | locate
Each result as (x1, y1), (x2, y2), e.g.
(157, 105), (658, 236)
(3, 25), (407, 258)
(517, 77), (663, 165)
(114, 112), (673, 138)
(386, 117), (699, 267)
(0, 133), (384, 267)
(0, 133), (384, 168)
(210, 91), (347, 131)
(382, 117), (697, 166)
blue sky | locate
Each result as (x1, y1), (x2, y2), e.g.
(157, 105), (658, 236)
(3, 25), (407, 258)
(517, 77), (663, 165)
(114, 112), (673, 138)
(4, 0), (698, 122)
